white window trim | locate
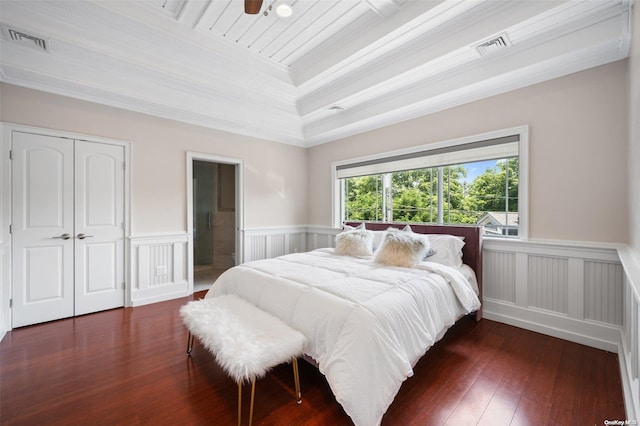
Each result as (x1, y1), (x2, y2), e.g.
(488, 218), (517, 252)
(331, 125), (529, 240)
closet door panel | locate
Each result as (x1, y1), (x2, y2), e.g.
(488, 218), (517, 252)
(11, 132), (74, 327)
(74, 141), (125, 315)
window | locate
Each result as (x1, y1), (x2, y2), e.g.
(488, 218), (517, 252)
(333, 127), (528, 238)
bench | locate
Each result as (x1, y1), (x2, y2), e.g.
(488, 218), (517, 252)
(179, 295), (307, 426)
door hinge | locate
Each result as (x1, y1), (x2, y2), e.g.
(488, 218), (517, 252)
(9, 224), (12, 234)
(122, 282), (125, 290)
(123, 162), (126, 170)
(9, 299), (12, 308)
(9, 150), (13, 160)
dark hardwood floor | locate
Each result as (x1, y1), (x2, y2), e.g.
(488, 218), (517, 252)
(1, 292), (626, 426)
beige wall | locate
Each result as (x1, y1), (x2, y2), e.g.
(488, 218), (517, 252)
(629, 2), (640, 253)
(1, 56), (631, 245)
(308, 60), (629, 244)
(0, 84), (308, 234)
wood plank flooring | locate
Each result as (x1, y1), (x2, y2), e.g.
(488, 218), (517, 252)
(1, 292), (626, 425)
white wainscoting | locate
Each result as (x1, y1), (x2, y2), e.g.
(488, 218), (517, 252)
(305, 226), (340, 251)
(0, 242), (8, 341)
(242, 227), (309, 262)
(483, 238), (639, 420)
(482, 239), (624, 351)
(129, 234), (190, 306)
(617, 247), (640, 421)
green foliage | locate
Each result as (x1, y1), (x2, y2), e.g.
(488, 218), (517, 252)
(344, 175), (384, 220)
(467, 158), (519, 212)
(343, 158), (519, 226)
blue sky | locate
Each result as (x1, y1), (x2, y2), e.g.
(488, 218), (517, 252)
(463, 159), (497, 184)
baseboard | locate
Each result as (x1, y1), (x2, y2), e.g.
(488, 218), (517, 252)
(130, 282), (190, 307)
(483, 299), (620, 352)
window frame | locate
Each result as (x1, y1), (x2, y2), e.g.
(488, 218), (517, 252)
(331, 126), (529, 240)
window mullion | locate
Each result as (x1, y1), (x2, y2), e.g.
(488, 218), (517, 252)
(505, 160), (509, 235)
(437, 167), (444, 224)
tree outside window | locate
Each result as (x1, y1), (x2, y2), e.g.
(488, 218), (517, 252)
(342, 157), (519, 237)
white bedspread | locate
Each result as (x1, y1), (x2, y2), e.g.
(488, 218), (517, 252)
(206, 248), (480, 426)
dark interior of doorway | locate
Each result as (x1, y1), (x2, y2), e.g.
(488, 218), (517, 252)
(193, 160), (236, 291)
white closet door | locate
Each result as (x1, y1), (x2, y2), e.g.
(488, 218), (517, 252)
(12, 133), (126, 327)
(74, 141), (125, 315)
(12, 132), (75, 327)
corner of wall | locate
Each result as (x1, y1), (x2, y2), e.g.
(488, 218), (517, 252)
(629, 0), (640, 252)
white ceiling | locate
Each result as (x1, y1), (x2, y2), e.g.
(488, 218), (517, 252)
(0, 0), (632, 147)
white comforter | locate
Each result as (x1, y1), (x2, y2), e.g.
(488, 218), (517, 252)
(206, 248), (480, 426)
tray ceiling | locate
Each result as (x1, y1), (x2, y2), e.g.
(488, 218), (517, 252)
(0, 0), (632, 147)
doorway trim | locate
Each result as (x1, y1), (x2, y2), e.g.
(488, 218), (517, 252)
(186, 152), (243, 293)
(0, 122), (132, 334)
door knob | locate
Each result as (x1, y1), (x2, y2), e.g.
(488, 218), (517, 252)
(76, 233), (94, 240)
(53, 233), (71, 240)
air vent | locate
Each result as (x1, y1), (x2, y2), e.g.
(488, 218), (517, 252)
(475, 33), (511, 57)
(1, 26), (50, 52)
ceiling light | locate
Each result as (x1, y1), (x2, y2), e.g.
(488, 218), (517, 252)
(275, 2), (292, 18)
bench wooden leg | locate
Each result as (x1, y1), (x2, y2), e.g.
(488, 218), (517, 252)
(237, 381), (242, 426)
(237, 378), (257, 426)
(186, 332), (195, 355)
(292, 357), (302, 404)
(249, 378), (256, 426)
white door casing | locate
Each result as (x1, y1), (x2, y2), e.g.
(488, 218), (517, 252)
(11, 132), (125, 327)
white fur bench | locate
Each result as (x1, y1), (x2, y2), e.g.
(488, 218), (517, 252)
(179, 295), (307, 426)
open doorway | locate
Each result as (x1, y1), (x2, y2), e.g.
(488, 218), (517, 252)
(189, 156), (241, 292)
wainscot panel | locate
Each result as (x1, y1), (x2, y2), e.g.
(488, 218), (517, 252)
(305, 226), (339, 251)
(0, 242), (8, 341)
(242, 227), (308, 262)
(483, 239), (623, 352)
(129, 234), (190, 306)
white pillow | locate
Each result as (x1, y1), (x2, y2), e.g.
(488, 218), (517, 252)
(374, 228), (431, 268)
(425, 234), (465, 267)
(370, 230), (386, 251)
(342, 222), (365, 231)
(334, 229), (374, 257)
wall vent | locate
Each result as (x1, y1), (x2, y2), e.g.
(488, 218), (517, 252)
(1, 26), (50, 52)
(475, 33), (511, 57)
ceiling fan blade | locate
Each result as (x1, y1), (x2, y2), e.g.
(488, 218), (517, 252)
(244, 0), (263, 14)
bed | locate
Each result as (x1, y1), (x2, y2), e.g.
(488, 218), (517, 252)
(205, 222), (483, 426)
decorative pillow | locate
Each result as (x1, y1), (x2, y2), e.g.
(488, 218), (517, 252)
(425, 234), (465, 267)
(350, 224), (393, 251)
(374, 228), (431, 268)
(334, 229), (374, 257)
(401, 225), (437, 260)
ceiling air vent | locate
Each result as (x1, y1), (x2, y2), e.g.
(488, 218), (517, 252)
(1, 26), (50, 52)
(475, 33), (511, 57)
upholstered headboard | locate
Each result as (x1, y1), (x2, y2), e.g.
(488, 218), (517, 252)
(344, 222), (483, 320)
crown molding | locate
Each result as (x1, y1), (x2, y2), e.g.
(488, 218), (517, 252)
(0, 0), (632, 148)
